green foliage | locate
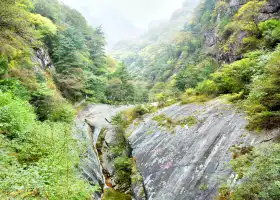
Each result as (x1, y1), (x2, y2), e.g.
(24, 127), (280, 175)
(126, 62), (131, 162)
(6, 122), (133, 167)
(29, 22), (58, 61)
(131, 159), (143, 184)
(33, 0), (109, 103)
(112, 112), (130, 130)
(221, 0), (266, 56)
(110, 114), (132, 192)
(48, 100), (75, 123)
(152, 114), (175, 130)
(0, 0), (36, 68)
(111, 0), (201, 86)
(218, 143), (280, 200)
(244, 46), (280, 129)
(179, 116), (198, 127)
(0, 91), (93, 199)
(0, 92), (35, 138)
(0, 56), (8, 77)
(30, 85), (53, 121)
(30, 13), (57, 40)
(114, 156), (132, 187)
(181, 88), (210, 104)
(152, 114), (198, 130)
(199, 184), (209, 191)
(211, 57), (258, 94)
(259, 19), (280, 47)
(176, 58), (218, 91)
(106, 64), (137, 103)
(0, 78), (30, 100)
(196, 80), (219, 96)
(102, 188), (131, 200)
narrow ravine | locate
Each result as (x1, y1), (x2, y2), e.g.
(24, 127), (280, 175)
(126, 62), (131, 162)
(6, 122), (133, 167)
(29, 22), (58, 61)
(75, 104), (134, 199)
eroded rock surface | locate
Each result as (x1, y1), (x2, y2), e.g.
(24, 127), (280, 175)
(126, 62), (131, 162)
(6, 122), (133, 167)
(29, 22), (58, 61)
(75, 104), (133, 198)
(128, 100), (278, 200)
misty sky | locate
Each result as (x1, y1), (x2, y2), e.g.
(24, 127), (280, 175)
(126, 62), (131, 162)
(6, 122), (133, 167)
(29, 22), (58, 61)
(61, 0), (185, 28)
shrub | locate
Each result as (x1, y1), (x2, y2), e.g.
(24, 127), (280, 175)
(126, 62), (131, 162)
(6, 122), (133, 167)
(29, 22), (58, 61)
(230, 143), (280, 200)
(199, 184), (209, 191)
(112, 112), (130, 129)
(135, 105), (150, 117)
(102, 188), (131, 200)
(0, 78), (30, 101)
(196, 80), (219, 96)
(0, 92), (35, 138)
(0, 56), (8, 76)
(226, 90), (245, 102)
(30, 85), (53, 121)
(212, 58), (258, 94)
(179, 116), (198, 127)
(114, 156), (132, 187)
(181, 89), (210, 104)
(48, 101), (75, 123)
(0, 91), (93, 199)
(247, 111), (280, 130)
(259, 19), (280, 47)
(244, 46), (280, 129)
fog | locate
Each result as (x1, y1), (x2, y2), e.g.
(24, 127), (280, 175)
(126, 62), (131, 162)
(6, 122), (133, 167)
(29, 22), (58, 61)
(61, 0), (186, 45)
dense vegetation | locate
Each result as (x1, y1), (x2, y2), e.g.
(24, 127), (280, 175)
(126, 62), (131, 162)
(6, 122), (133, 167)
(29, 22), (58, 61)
(0, 0), (97, 198)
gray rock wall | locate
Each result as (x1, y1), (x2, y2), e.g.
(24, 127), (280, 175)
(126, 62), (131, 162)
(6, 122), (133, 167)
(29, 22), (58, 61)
(128, 100), (278, 200)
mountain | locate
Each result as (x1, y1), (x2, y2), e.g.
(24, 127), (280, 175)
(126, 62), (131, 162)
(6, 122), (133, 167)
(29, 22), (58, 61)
(81, 7), (144, 48)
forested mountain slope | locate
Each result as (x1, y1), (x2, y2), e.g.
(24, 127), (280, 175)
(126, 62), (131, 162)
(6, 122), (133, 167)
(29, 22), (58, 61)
(0, 0), (143, 198)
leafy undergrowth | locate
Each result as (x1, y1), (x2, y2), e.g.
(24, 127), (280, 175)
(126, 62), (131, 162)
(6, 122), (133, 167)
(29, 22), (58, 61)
(102, 188), (131, 200)
(216, 143), (280, 200)
(181, 89), (211, 105)
(0, 92), (93, 199)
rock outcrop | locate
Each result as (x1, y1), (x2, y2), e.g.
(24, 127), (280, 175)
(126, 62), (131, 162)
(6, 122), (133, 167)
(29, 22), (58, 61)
(216, 0), (280, 63)
(32, 48), (54, 70)
(75, 104), (134, 198)
(128, 100), (279, 200)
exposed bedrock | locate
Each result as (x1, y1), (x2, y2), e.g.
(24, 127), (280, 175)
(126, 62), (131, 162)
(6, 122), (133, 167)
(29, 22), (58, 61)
(128, 100), (279, 200)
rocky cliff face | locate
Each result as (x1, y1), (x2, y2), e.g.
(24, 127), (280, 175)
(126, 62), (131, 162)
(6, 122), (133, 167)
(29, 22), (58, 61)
(128, 100), (279, 200)
(204, 0), (280, 63)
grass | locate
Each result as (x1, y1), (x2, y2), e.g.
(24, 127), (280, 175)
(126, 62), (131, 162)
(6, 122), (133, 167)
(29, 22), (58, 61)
(199, 184), (209, 191)
(181, 93), (210, 105)
(152, 114), (198, 132)
(179, 116), (198, 127)
(152, 114), (176, 131)
(131, 158), (143, 184)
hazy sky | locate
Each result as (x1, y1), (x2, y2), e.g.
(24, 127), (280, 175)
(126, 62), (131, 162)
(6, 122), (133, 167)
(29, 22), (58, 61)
(61, 0), (185, 28)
